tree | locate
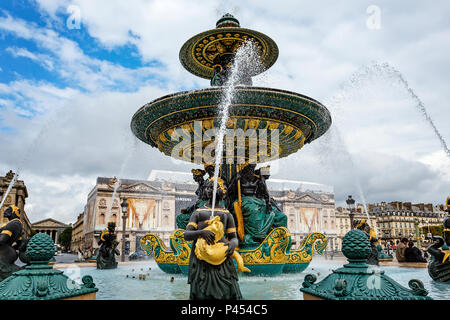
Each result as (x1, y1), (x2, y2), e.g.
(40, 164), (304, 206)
(58, 227), (73, 249)
(420, 225), (443, 237)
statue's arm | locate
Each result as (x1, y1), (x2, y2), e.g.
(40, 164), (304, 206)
(0, 233), (10, 245)
(224, 213), (238, 256)
(0, 220), (22, 246)
(258, 176), (272, 212)
(183, 212), (214, 244)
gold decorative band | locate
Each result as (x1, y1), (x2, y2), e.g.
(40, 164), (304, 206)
(444, 229), (450, 232)
(356, 219), (366, 229)
(1, 230), (12, 237)
(187, 222), (198, 229)
(226, 228), (236, 234)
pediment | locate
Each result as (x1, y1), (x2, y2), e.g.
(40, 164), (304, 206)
(32, 218), (69, 228)
(122, 182), (160, 193)
(296, 194), (320, 203)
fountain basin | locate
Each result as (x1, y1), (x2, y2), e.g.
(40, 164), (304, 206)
(140, 228), (328, 276)
(131, 86), (331, 164)
(61, 260), (450, 300)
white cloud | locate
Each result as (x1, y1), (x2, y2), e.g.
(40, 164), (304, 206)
(0, 1), (449, 223)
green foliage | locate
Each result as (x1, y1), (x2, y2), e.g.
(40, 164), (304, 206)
(58, 227), (72, 248)
(420, 225), (443, 237)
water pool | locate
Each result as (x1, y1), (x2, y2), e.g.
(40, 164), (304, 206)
(62, 260), (450, 300)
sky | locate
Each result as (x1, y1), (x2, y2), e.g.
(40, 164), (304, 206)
(0, 0), (449, 224)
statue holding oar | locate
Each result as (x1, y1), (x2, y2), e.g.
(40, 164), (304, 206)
(227, 163), (287, 246)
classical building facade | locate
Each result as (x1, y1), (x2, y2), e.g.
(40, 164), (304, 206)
(82, 176), (197, 255)
(71, 213), (84, 253)
(31, 218), (70, 244)
(0, 170), (32, 237)
(368, 201), (445, 242)
(81, 172), (337, 256)
(271, 189), (337, 250)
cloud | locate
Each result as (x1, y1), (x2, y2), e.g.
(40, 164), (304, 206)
(0, 1), (449, 224)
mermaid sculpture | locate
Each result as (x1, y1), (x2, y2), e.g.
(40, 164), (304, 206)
(184, 178), (246, 300)
(227, 163), (287, 246)
(353, 219), (379, 265)
(96, 221), (120, 269)
(0, 205), (29, 281)
(427, 197), (450, 282)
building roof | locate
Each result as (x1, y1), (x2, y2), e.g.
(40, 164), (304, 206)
(31, 218), (70, 229)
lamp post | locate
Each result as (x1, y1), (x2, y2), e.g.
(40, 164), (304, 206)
(346, 195), (356, 230)
(120, 198), (129, 262)
(414, 218), (421, 248)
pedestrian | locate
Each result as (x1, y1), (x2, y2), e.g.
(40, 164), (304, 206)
(405, 241), (427, 263)
(330, 249), (334, 260)
(396, 238), (408, 262)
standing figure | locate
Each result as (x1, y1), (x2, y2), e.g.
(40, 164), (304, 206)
(353, 219), (379, 265)
(96, 221), (120, 269)
(0, 205), (28, 281)
(227, 163), (287, 246)
(427, 196), (450, 282)
(176, 169), (208, 229)
(184, 178), (246, 300)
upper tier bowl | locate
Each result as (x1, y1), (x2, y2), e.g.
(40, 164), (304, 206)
(130, 86), (331, 164)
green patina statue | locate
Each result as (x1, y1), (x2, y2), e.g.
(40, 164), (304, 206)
(0, 205), (29, 281)
(184, 178), (244, 300)
(226, 163), (287, 247)
(427, 196), (450, 282)
(96, 221), (120, 269)
(300, 228), (432, 300)
(0, 232), (98, 300)
(176, 168), (208, 229)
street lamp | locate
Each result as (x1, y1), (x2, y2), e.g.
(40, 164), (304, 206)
(414, 218), (421, 248)
(346, 195), (356, 229)
(120, 198), (129, 262)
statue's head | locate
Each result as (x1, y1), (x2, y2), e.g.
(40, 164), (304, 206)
(4, 205), (20, 220)
(192, 169), (206, 182)
(204, 164), (215, 177)
(204, 178), (227, 202)
(107, 221), (116, 231)
(241, 162), (256, 175)
(446, 196), (450, 212)
(256, 165), (270, 179)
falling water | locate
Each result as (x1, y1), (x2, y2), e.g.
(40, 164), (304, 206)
(210, 41), (264, 218)
(376, 62), (450, 159)
(0, 172), (18, 209)
(321, 61), (450, 224)
(343, 62), (449, 159)
(106, 136), (139, 218)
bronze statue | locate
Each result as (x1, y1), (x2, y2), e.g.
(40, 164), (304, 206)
(226, 163), (287, 246)
(427, 197), (450, 282)
(184, 178), (246, 300)
(176, 169), (208, 229)
(353, 219), (379, 265)
(96, 221), (120, 269)
(0, 205), (28, 281)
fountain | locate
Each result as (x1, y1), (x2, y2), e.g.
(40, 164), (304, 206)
(132, 14), (330, 276)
